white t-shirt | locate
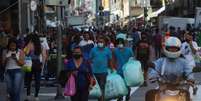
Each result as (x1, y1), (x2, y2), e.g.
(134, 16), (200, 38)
(181, 41), (199, 67)
(40, 37), (50, 50)
(79, 40), (94, 47)
(5, 50), (21, 70)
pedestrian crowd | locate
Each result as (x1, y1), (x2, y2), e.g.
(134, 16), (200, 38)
(0, 25), (200, 101)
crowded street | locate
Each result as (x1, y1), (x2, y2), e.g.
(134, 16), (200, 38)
(1, 0), (201, 101)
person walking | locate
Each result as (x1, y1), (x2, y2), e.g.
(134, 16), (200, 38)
(136, 32), (151, 86)
(40, 36), (50, 85)
(79, 31), (94, 60)
(89, 35), (114, 101)
(65, 46), (94, 101)
(131, 28), (140, 51)
(153, 29), (162, 58)
(25, 34), (43, 101)
(113, 38), (134, 101)
(2, 38), (25, 101)
(181, 32), (199, 69)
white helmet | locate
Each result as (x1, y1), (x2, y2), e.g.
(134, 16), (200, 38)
(164, 37), (182, 58)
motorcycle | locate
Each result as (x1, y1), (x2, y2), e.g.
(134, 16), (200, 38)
(145, 68), (192, 101)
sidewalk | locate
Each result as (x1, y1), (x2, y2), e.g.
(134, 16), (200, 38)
(0, 82), (98, 101)
(0, 82), (6, 101)
(0, 82), (68, 101)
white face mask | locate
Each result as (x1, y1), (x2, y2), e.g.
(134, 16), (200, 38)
(98, 42), (104, 48)
(118, 44), (124, 48)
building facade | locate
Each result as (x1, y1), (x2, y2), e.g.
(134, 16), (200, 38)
(0, 0), (19, 34)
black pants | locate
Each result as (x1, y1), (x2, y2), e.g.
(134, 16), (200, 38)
(25, 70), (41, 97)
(71, 88), (89, 101)
(94, 73), (107, 101)
(0, 47), (4, 81)
(155, 46), (161, 58)
(0, 65), (4, 81)
(139, 60), (148, 81)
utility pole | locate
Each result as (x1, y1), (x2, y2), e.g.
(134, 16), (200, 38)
(128, 0), (131, 32)
(143, 0), (148, 29)
(39, 0), (45, 34)
(55, 0), (65, 100)
(96, 0), (99, 29)
(144, 7), (148, 28)
(19, 0), (22, 34)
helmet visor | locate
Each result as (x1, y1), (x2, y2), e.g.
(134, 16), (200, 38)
(166, 46), (180, 52)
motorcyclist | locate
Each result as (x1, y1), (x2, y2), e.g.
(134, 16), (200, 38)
(146, 37), (195, 101)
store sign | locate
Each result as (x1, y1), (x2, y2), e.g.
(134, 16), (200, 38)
(130, 7), (144, 16)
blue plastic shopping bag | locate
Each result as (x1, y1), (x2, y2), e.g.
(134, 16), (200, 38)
(105, 71), (128, 100)
(123, 58), (144, 87)
(89, 78), (102, 99)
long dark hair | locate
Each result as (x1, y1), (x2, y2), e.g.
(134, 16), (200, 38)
(25, 33), (42, 56)
(7, 38), (18, 51)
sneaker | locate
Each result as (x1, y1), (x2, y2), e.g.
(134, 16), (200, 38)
(34, 97), (39, 101)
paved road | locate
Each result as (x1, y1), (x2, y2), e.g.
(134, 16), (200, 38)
(0, 73), (200, 101)
(130, 73), (201, 101)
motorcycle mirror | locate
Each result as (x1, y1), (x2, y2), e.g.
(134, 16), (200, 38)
(193, 67), (201, 73)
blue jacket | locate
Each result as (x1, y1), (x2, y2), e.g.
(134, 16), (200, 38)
(149, 57), (194, 82)
(65, 59), (93, 89)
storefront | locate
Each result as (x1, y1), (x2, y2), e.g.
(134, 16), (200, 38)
(0, 0), (18, 34)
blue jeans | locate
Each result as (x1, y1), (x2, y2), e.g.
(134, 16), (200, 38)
(5, 69), (23, 101)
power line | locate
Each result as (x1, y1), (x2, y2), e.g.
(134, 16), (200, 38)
(0, 1), (18, 15)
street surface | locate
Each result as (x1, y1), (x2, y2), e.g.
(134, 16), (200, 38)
(0, 73), (201, 101)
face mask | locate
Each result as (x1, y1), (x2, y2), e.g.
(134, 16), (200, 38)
(73, 54), (82, 59)
(98, 43), (104, 48)
(118, 44), (124, 48)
